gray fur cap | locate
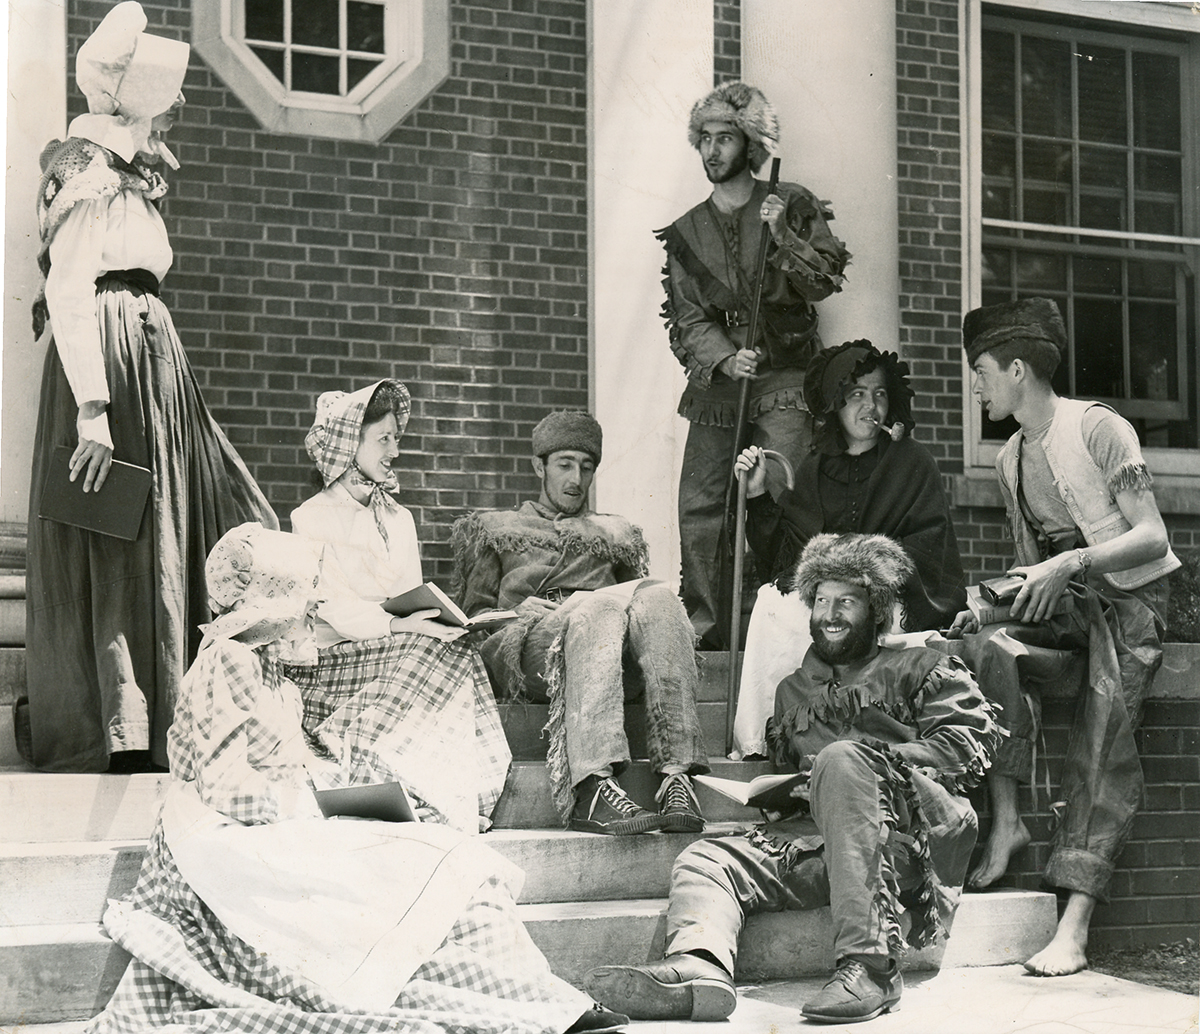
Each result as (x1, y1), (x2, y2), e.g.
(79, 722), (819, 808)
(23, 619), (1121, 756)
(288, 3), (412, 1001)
(687, 82), (779, 172)
(791, 533), (913, 624)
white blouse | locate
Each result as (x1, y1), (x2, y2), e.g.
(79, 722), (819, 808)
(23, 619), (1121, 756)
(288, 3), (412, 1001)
(290, 483), (423, 649)
(44, 186), (173, 406)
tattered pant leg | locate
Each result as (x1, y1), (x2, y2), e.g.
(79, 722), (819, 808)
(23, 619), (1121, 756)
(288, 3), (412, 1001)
(809, 740), (915, 960)
(625, 584), (708, 776)
(1043, 585), (1165, 899)
(678, 421), (728, 645)
(522, 594), (632, 790)
(963, 622), (1086, 781)
(677, 408), (811, 646)
(664, 833), (830, 977)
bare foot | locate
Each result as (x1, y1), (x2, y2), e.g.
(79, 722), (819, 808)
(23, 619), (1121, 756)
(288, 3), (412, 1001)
(1024, 928), (1087, 976)
(968, 819), (1031, 888)
(1024, 891), (1093, 976)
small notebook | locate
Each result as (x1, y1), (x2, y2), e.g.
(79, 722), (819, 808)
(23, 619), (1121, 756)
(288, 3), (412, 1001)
(39, 446), (152, 541)
(314, 781), (419, 823)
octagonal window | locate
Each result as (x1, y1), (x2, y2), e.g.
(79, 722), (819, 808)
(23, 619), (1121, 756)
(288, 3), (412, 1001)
(194, 0), (449, 142)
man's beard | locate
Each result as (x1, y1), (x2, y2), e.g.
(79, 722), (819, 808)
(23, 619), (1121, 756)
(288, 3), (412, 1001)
(809, 616), (878, 665)
(705, 147), (750, 184)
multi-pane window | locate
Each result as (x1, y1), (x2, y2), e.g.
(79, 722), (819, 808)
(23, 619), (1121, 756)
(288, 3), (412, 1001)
(243, 0), (387, 97)
(980, 14), (1197, 449)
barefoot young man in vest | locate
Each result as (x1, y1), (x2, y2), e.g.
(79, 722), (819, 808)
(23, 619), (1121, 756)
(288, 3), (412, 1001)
(659, 81), (850, 647)
(948, 297), (1179, 975)
(586, 534), (997, 1024)
(451, 411), (709, 836)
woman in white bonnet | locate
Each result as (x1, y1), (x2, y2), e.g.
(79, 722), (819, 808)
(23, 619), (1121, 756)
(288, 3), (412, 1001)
(288, 380), (511, 831)
(85, 521), (622, 1034)
(20, 2), (276, 773)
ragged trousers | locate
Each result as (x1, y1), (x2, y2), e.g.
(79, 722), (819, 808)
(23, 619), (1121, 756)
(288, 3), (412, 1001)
(520, 583), (708, 788)
(963, 577), (1167, 899)
(677, 406), (811, 645)
(664, 741), (921, 974)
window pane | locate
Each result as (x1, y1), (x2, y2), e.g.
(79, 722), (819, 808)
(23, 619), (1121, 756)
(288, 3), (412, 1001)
(347, 57), (380, 90)
(1016, 251), (1066, 291)
(1132, 52), (1180, 151)
(251, 44), (285, 83)
(1134, 200), (1180, 239)
(293, 0), (339, 47)
(1021, 36), (1071, 139)
(245, 0), (284, 42)
(982, 30), (1016, 132)
(1136, 153), (1182, 197)
(1022, 140), (1071, 223)
(1074, 298), (1124, 397)
(347, 1), (385, 53)
(1077, 43), (1126, 145)
(292, 51), (340, 93)
(981, 248), (1013, 289)
(1075, 258), (1121, 297)
(1129, 302), (1178, 401)
(1128, 260), (1177, 300)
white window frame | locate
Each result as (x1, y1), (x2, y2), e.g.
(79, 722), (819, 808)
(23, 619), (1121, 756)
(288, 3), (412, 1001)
(960, 0), (1200, 514)
(193, 0), (449, 142)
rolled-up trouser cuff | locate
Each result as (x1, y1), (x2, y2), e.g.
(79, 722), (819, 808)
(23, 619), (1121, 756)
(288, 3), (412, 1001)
(992, 735), (1033, 781)
(1043, 847), (1114, 902)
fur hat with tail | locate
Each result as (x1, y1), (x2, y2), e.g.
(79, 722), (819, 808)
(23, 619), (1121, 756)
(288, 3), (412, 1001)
(790, 533), (913, 626)
(687, 81), (779, 172)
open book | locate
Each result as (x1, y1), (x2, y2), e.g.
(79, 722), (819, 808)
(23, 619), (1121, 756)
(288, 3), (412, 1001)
(313, 781), (419, 823)
(694, 771), (809, 811)
(382, 581), (517, 631)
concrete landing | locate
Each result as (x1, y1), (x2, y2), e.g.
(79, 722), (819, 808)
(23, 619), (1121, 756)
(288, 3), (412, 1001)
(10, 966), (1197, 1034)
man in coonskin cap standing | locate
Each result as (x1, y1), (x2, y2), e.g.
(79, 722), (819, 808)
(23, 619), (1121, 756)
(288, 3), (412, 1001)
(950, 297), (1179, 976)
(452, 412), (709, 837)
(658, 81), (851, 648)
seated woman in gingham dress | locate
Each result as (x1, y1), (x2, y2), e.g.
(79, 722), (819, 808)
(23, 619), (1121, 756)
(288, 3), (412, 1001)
(86, 521), (619, 1034)
(288, 380), (511, 832)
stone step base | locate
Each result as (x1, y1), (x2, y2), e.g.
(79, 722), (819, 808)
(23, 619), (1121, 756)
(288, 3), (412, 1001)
(0, 824), (755, 925)
(0, 889), (1057, 1024)
(0, 759), (763, 844)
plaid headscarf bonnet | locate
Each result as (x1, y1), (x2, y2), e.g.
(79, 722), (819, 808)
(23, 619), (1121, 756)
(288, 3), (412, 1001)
(305, 380), (411, 486)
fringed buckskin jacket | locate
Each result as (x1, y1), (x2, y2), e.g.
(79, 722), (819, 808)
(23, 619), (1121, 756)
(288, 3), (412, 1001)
(766, 645), (998, 953)
(451, 501), (650, 698)
(656, 180), (850, 428)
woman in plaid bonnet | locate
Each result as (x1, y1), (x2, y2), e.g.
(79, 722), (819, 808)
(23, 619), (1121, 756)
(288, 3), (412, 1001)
(287, 380), (511, 832)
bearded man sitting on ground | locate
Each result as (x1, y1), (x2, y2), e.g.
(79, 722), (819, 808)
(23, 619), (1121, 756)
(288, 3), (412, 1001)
(584, 533), (998, 1025)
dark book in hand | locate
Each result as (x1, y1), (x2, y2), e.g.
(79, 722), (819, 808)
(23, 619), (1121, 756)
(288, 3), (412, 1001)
(38, 446), (152, 541)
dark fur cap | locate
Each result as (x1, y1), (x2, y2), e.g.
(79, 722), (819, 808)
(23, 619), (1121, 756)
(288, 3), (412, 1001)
(962, 297), (1067, 366)
(791, 533), (913, 625)
(532, 410), (602, 464)
(687, 82), (779, 173)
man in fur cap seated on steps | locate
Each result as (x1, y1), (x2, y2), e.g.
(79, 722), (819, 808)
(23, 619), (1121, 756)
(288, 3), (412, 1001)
(585, 533), (998, 1025)
(452, 411), (709, 836)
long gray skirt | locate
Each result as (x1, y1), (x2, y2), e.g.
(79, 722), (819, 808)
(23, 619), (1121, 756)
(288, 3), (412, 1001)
(22, 276), (277, 771)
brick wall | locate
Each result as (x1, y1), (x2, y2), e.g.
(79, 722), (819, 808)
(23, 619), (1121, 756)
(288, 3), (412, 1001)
(973, 695), (1200, 950)
(713, 0), (741, 85)
(68, 0), (589, 582)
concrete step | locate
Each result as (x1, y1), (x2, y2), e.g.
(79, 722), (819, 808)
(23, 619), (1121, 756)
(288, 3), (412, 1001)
(0, 773), (169, 844)
(0, 824), (755, 925)
(0, 889), (1057, 1023)
(0, 757), (763, 843)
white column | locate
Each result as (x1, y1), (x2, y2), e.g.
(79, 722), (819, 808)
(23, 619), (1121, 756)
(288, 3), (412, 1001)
(743, 0), (900, 352)
(3, 0), (67, 524)
(589, 0), (711, 586)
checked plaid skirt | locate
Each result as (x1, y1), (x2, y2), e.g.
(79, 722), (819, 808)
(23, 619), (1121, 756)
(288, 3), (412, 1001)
(88, 826), (589, 1034)
(288, 632), (511, 831)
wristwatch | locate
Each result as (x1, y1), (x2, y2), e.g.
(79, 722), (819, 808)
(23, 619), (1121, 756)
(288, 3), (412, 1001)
(1075, 548), (1093, 576)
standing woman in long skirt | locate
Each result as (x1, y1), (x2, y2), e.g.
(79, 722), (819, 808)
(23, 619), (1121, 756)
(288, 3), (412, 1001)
(19, 1), (277, 772)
